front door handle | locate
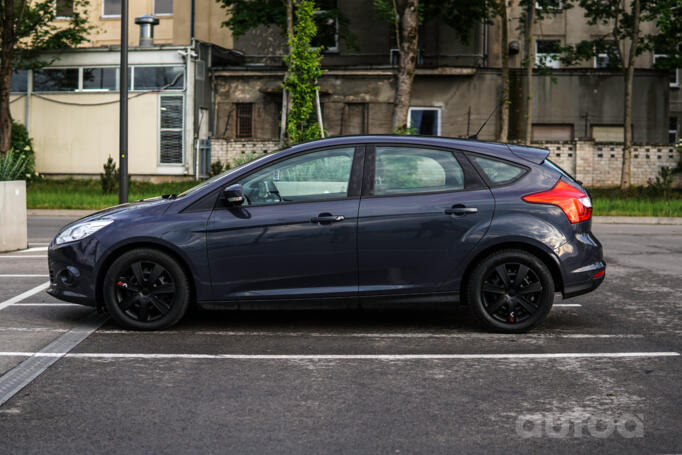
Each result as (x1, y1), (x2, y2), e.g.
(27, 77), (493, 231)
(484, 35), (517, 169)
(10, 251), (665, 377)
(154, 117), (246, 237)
(311, 213), (345, 223)
(445, 205), (478, 216)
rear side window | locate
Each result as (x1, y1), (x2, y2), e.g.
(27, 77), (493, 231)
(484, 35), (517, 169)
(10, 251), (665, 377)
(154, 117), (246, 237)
(543, 159), (579, 184)
(471, 155), (525, 185)
(374, 146), (464, 195)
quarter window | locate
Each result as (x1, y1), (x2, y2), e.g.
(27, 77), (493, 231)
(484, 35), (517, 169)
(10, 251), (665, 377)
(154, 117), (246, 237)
(238, 147), (355, 206)
(374, 147), (464, 195)
(471, 156), (524, 185)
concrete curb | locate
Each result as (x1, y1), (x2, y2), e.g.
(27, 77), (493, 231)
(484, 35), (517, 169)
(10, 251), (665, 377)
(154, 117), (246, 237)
(26, 209), (682, 225)
(28, 209), (96, 217)
(592, 216), (682, 225)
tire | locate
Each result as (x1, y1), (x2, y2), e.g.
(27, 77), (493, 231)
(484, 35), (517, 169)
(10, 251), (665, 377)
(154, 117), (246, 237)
(466, 249), (554, 333)
(103, 248), (190, 330)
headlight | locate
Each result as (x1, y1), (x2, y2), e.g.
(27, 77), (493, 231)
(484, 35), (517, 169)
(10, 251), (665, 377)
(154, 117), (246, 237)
(55, 219), (113, 245)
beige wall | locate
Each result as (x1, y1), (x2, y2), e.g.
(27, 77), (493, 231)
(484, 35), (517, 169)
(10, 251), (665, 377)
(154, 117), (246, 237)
(64, 0), (231, 49)
(10, 93), (170, 176)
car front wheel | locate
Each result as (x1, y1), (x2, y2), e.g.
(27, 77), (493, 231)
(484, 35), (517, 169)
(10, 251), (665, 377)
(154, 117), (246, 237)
(466, 249), (554, 333)
(103, 248), (190, 330)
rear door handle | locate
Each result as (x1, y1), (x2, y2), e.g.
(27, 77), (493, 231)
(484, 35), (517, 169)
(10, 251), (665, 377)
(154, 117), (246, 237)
(444, 206), (478, 216)
(311, 213), (345, 223)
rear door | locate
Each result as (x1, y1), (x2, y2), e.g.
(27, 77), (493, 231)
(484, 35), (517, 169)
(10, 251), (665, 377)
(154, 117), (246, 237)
(357, 145), (494, 296)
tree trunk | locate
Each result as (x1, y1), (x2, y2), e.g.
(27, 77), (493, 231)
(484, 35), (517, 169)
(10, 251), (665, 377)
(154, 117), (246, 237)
(523, 1), (535, 145)
(498, 0), (510, 142)
(620, 0), (640, 190)
(392, 0), (419, 133)
(0, 0), (17, 153)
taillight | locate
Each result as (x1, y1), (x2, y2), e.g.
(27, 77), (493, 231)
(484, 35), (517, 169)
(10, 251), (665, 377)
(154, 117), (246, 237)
(522, 180), (592, 223)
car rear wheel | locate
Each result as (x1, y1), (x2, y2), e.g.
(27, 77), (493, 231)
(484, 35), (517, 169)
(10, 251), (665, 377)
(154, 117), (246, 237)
(466, 249), (554, 333)
(103, 248), (190, 330)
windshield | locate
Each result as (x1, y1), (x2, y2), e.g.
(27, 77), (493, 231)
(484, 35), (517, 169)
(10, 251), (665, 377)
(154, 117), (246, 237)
(176, 153), (274, 198)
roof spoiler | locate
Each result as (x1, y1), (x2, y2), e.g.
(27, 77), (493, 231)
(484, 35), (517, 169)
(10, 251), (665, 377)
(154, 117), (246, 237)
(507, 144), (550, 164)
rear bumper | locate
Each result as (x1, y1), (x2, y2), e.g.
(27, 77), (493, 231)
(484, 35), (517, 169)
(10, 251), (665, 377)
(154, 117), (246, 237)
(556, 226), (606, 299)
(562, 264), (605, 298)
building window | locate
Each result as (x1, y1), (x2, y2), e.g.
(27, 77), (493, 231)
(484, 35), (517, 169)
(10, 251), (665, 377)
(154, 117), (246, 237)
(103, 0), (121, 17)
(670, 117), (678, 144)
(235, 103), (253, 138)
(54, 0), (73, 18)
(133, 66), (184, 90)
(592, 125), (624, 143)
(10, 70), (28, 93)
(33, 68), (79, 92)
(311, 0), (339, 52)
(154, 0), (173, 16)
(594, 41), (619, 69)
(408, 107), (441, 136)
(536, 0), (562, 9)
(159, 95), (184, 165)
(536, 40), (561, 68)
(653, 53), (680, 88)
(83, 67), (117, 91)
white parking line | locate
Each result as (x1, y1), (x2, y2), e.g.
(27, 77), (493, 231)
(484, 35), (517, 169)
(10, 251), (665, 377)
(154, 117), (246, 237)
(0, 256), (46, 259)
(16, 247), (48, 253)
(0, 352), (677, 360)
(0, 281), (51, 311)
(554, 304), (582, 307)
(0, 275), (49, 278)
(11, 303), (82, 307)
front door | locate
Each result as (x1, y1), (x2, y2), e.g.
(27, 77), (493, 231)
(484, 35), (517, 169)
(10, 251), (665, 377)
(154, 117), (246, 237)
(207, 146), (362, 301)
(357, 145), (494, 296)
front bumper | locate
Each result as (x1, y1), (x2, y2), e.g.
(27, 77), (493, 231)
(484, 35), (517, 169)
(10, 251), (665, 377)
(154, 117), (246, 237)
(47, 237), (100, 307)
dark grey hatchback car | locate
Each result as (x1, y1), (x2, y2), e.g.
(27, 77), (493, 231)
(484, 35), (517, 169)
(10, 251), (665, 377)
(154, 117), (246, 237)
(48, 135), (605, 333)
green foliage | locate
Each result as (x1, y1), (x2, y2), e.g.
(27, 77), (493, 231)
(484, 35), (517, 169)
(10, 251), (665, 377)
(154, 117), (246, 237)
(100, 156), (119, 194)
(209, 161), (228, 177)
(10, 121), (38, 180)
(216, 0), (357, 49)
(0, 149), (28, 181)
(279, 155), (351, 182)
(284, 0), (324, 145)
(392, 125), (417, 135)
(560, 0), (681, 69)
(6, 0), (94, 71)
(231, 151), (261, 168)
(647, 166), (675, 200)
(588, 185), (682, 217)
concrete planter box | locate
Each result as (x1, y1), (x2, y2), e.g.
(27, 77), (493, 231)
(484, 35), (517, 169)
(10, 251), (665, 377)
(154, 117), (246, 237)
(0, 180), (28, 253)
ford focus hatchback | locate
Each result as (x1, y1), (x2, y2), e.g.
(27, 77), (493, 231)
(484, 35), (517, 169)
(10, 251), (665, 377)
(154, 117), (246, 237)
(48, 136), (605, 333)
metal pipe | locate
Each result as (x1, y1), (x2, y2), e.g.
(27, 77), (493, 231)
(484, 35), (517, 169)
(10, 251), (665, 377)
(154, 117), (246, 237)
(119, 0), (129, 204)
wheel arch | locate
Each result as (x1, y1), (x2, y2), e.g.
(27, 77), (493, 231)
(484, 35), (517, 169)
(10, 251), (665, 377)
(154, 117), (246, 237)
(95, 240), (197, 309)
(459, 239), (564, 301)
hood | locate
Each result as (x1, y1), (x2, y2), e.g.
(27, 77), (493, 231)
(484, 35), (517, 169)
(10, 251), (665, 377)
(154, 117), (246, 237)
(65, 196), (173, 226)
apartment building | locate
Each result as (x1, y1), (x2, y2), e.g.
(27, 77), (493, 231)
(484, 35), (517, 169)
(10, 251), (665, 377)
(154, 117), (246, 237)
(9, 0), (240, 179)
(212, 0), (676, 150)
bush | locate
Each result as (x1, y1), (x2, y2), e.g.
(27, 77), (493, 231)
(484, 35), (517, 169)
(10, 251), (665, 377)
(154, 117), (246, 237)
(647, 166), (674, 200)
(231, 151), (260, 168)
(209, 161), (227, 177)
(0, 149), (28, 181)
(100, 156), (119, 194)
(10, 121), (38, 180)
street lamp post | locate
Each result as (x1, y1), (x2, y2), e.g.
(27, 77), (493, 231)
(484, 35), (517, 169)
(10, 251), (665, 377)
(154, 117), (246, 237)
(119, 0), (129, 204)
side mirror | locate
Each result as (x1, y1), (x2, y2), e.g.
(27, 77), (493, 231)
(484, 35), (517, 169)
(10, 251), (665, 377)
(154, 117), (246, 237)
(222, 184), (245, 207)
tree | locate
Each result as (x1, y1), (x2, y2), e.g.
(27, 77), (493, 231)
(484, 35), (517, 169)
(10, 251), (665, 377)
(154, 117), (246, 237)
(0, 0), (92, 153)
(283, 0), (324, 144)
(497, 0), (511, 142)
(375, 0), (496, 133)
(560, 0), (681, 188)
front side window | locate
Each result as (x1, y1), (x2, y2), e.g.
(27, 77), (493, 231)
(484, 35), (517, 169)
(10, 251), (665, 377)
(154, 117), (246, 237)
(374, 146), (464, 196)
(103, 0), (121, 16)
(33, 68), (79, 92)
(238, 147), (354, 206)
(154, 0), (173, 15)
(471, 155), (525, 185)
(408, 107), (441, 136)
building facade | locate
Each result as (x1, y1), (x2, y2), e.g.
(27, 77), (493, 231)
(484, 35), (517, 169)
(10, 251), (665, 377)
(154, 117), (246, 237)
(9, 0), (239, 179)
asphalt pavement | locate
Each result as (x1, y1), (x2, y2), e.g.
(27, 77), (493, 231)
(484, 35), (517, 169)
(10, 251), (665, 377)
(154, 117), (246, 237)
(0, 216), (680, 454)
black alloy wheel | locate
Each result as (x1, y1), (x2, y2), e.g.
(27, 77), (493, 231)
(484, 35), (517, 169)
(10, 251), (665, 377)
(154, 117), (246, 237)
(103, 248), (190, 330)
(467, 249), (554, 333)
